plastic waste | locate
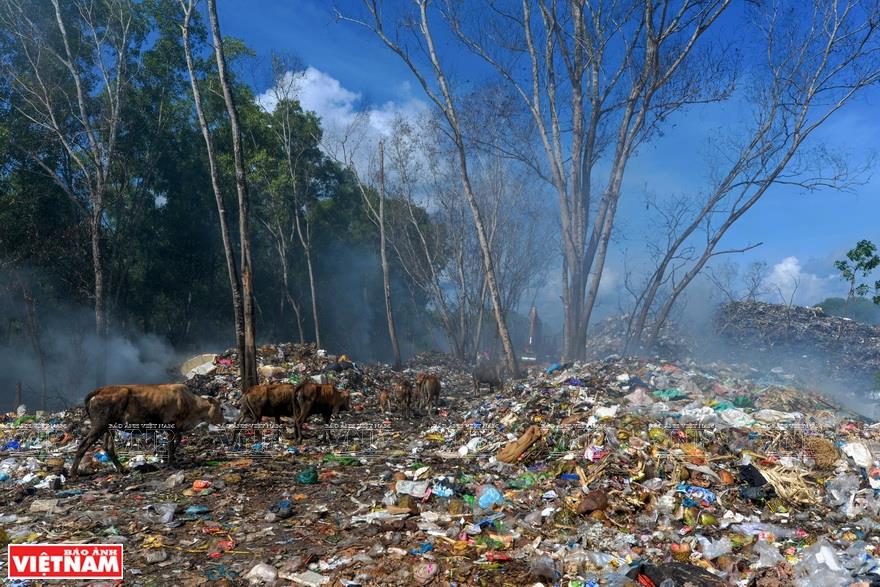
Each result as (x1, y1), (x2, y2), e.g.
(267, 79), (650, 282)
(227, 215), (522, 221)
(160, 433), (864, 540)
(244, 562), (277, 584)
(697, 536), (732, 559)
(843, 442), (874, 468)
(675, 483), (717, 505)
(297, 466), (318, 484)
(794, 539), (851, 587)
(529, 555), (558, 580)
(144, 502), (177, 524)
(395, 480), (431, 498)
(476, 485), (504, 509)
(269, 498), (293, 519)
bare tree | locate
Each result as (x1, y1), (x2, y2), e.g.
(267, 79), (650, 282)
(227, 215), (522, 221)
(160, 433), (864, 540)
(180, 0), (257, 390)
(205, 0), (258, 390)
(630, 0), (880, 352)
(255, 55), (320, 345)
(384, 118), (464, 358)
(260, 60), (323, 349)
(338, 0), (521, 375)
(744, 261), (770, 302)
(440, 0), (733, 360)
(1, 0), (138, 384)
(320, 110), (402, 367)
(382, 114), (552, 362)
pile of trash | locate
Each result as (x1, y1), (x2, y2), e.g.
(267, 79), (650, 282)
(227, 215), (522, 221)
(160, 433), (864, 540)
(4, 346), (880, 586)
(586, 315), (692, 359)
(716, 301), (880, 388)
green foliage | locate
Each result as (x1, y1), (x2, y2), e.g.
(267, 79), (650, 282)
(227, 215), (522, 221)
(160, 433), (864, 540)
(0, 1), (440, 360)
(835, 240), (880, 306)
(815, 297), (880, 325)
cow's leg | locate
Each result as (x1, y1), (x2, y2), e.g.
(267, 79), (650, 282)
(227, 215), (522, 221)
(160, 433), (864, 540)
(104, 431), (125, 473)
(323, 413), (333, 442)
(70, 426), (104, 478)
(167, 430), (179, 467)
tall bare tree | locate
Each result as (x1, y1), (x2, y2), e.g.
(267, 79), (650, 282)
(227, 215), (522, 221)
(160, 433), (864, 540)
(628, 0), (880, 352)
(180, 0), (256, 390)
(0, 0), (138, 384)
(442, 0), (733, 360)
(205, 0), (258, 389)
(321, 109), (403, 367)
(339, 0), (520, 375)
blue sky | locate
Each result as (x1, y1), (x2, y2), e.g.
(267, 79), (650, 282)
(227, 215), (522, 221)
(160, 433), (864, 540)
(216, 1), (880, 318)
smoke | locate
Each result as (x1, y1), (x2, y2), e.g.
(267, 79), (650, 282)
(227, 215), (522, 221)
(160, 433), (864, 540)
(0, 288), (179, 412)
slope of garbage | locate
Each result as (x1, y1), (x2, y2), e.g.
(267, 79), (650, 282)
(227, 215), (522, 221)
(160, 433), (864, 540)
(3, 344), (880, 586)
(716, 301), (880, 389)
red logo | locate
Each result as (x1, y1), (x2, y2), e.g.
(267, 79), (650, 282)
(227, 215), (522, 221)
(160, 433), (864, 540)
(7, 544), (123, 580)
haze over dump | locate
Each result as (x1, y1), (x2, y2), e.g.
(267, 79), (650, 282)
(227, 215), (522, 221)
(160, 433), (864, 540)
(0, 300), (178, 412)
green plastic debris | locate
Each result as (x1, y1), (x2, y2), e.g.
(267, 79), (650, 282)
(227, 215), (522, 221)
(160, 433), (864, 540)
(463, 494), (475, 508)
(508, 473), (538, 489)
(712, 401), (735, 411)
(14, 415), (36, 426)
(297, 466), (318, 484)
(653, 388), (687, 401)
(322, 454), (359, 466)
(733, 395), (754, 408)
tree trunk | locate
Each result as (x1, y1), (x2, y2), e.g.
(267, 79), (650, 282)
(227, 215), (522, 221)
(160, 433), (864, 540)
(91, 210), (108, 387)
(378, 142), (402, 368)
(454, 142), (518, 376)
(207, 0), (257, 391)
(180, 1), (246, 387)
(280, 254), (305, 344)
(304, 243), (321, 349)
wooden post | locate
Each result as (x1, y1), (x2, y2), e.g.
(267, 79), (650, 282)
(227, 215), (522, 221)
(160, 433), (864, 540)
(15, 382), (22, 409)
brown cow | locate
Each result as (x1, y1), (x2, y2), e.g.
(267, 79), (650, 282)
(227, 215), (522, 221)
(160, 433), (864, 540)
(377, 388), (391, 414)
(416, 373), (441, 415)
(233, 383), (299, 445)
(237, 383), (297, 424)
(392, 379), (414, 418)
(293, 383), (350, 442)
(70, 384), (224, 477)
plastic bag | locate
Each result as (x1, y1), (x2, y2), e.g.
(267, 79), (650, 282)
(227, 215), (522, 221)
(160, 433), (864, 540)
(476, 485), (504, 509)
(698, 536), (732, 560)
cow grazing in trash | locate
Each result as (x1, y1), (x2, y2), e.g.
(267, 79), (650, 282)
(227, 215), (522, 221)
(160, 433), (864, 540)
(392, 379), (414, 417)
(70, 384), (224, 477)
(416, 373), (441, 414)
(377, 388), (391, 413)
(473, 362), (505, 394)
(234, 383), (299, 445)
(237, 383), (298, 425)
(294, 383), (350, 441)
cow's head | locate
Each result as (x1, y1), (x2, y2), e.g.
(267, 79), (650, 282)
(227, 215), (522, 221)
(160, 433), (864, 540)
(205, 397), (225, 425)
(337, 389), (351, 413)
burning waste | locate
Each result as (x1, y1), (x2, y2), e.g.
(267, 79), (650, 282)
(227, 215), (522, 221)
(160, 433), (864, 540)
(2, 333), (880, 586)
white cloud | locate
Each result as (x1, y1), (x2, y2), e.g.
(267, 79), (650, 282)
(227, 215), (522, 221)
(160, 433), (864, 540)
(766, 256), (843, 305)
(256, 66), (427, 168)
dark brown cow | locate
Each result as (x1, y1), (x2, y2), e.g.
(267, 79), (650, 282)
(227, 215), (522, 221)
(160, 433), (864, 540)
(416, 373), (441, 414)
(70, 384), (223, 477)
(293, 383), (350, 441)
(392, 379), (414, 417)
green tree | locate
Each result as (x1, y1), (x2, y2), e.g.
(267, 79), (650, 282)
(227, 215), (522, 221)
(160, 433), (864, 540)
(835, 240), (880, 318)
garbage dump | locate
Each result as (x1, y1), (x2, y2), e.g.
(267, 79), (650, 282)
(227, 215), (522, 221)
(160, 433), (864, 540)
(716, 301), (880, 389)
(5, 342), (880, 585)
